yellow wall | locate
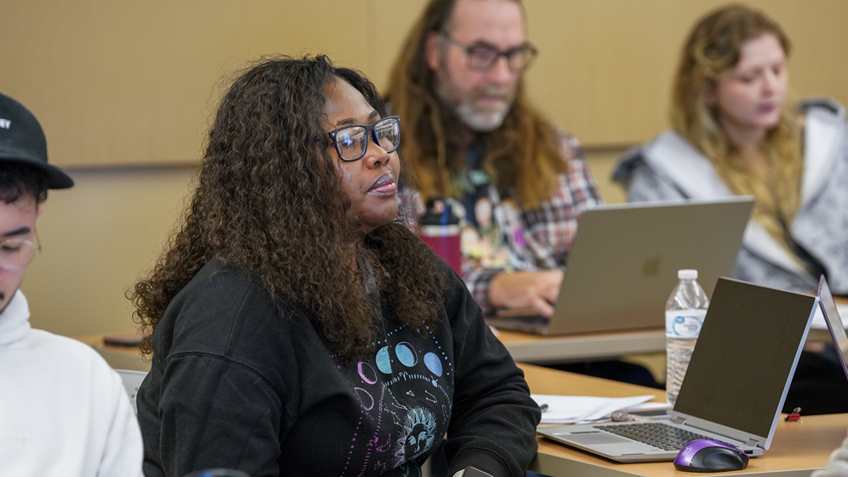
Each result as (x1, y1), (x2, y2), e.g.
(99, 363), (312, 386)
(523, 0), (848, 144)
(2, 0), (846, 168)
(24, 166), (197, 335)
(0, 1), (845, 336)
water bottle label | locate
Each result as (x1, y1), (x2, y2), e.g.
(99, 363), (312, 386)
(665, 309), (706, 338)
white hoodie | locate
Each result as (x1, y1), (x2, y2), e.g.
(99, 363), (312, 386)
(0, 290), (143, 476)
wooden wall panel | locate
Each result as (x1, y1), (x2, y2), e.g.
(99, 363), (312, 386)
(0, 0), (372, 166)
(1, 0), (847, 166)
(522, 0), (848, 144)
(24, 166), (198, 336)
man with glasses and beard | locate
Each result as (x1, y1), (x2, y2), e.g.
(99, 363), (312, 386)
(0, 93), (142, 476)
(388, 0), (662, 391)
(386, 0), (602, 320)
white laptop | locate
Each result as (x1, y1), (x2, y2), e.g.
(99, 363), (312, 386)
(487, 197), (754, 335)
(537, 278), (818, 462)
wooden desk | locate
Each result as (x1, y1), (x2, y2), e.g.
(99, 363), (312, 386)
(498, 328), (666, 364)
(73, 334), (151, 372)
(500, 295), (848, 363)
(76, 327), (668, 369)
(518, 363), (845, 477)
(76, 296), (845, 369)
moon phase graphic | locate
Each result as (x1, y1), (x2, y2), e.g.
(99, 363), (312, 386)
(358, 362), (378, 384)
(423, 352), (442, 376)
(376, 346), (392, 374)
(353, 387), (374, 410)
(395, 342), (418, 367)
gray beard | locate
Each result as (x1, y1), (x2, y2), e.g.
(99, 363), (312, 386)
(435, 82), (511, 133)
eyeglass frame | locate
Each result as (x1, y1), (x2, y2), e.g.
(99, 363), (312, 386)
(326, 116), (402, 162)
(0, 230), (41, 271)
(438, 32), (538, 73)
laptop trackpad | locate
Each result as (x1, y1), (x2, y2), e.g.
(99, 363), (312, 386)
(558, 432), (633, 445)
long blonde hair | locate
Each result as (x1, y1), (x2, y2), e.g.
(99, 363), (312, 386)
(385, 0), (567, 208)
(672, 4), (802, 251)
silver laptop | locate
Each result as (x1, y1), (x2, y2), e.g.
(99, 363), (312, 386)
(487, 197), (754, 335)
(818, 276), (848, 380)
(536, 278), (818, 463)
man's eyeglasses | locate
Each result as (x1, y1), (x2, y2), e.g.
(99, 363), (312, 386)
(0, 232), (41, 271)
(327, 116), (401, 162)
(440, 32), (538, 73)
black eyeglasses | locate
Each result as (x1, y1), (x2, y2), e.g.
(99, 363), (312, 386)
(440, 32), (537, 72)
(327, 116), (401, 162)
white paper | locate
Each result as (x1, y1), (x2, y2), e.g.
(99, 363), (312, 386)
(531, 394), (655, 424)
(578, 395), (658, 422)
(627, 401), (673, 412)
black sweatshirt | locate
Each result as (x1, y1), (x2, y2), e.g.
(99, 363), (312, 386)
(137, 255), (540, 477)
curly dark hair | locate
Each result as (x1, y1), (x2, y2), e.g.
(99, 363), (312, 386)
(130, 55), (446, 359)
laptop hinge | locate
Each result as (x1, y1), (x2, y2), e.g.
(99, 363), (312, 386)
(672, 416), (686, 425)
(747, 438), (761, 448)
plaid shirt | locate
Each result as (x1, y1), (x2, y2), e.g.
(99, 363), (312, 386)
(401, 131), (603, 315)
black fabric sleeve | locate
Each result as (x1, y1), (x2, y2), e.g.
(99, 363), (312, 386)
(440, 267), (542, 477)
(154, 352), (291, 477)
(139, 263), (297, 477)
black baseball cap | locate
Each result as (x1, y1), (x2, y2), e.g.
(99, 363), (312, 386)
(0, 93), (73, 189)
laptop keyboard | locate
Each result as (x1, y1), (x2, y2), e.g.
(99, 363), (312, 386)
(594, 423), (730, 451)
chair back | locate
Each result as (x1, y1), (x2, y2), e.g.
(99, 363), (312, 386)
(115, 369), (147, 414)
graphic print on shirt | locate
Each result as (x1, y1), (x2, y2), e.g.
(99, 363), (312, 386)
(335, 324), (453, 477)
(455, 170), (532, 273)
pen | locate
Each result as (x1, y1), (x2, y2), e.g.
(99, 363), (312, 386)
(539, 403), (548, 413)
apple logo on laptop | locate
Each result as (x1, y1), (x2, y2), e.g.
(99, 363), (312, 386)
(642, 254), (661, 277)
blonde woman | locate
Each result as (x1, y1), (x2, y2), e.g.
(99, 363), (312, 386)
(614, 4), (848, 296)
(614, 4), (848, 415)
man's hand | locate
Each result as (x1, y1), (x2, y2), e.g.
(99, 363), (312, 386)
(488, 269), (564, 318)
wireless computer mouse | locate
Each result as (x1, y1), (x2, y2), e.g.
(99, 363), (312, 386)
(673, 439), (750, 472)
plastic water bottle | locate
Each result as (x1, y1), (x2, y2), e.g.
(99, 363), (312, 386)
(665, 269), (710, 407)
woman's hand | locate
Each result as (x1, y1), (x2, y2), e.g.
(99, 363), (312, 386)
(488, 269), (563, 318)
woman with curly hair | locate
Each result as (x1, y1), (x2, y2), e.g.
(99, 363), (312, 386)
(130, 55), (540, 477)
(613, 5), (848, 415)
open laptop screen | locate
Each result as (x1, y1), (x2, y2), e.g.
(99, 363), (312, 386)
(819, 276), (848, 380)
(673, 278), (816, 440)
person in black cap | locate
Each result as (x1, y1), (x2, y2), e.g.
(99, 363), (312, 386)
(0, 92), (143, 476)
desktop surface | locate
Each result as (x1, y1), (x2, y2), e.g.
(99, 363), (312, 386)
(518, 363), (845, 477)
(532, 414), (846, 477)
(496, 328), (666, 364)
